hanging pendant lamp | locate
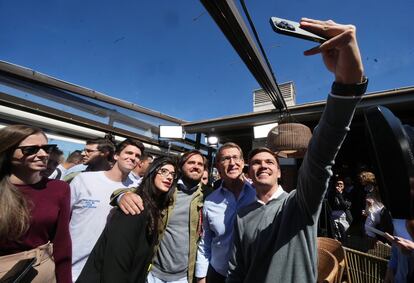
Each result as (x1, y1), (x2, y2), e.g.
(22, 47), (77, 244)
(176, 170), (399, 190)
(266, 122), (312, 158)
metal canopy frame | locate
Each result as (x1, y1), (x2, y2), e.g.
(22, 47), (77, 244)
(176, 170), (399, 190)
(0, 61), (184, 124)
(0, 61), (214, 153)
(200, 0), (286, 110)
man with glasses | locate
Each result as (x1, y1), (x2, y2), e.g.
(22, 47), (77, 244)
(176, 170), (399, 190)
(196, 143), (256, 283)
(69, 138), (144, 282)
(114, 150), (211, 283)
(64, 138), (115, 183)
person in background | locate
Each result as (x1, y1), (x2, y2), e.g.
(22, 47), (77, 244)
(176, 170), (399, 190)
(329, 178), (352, 242)
(64, 138), (115, 183)
(0, 125), (71, 282)
(49, 150), (83, 180)
(130, 152), (153, 184)
(360, 171), (393, 245)
(201, 170), (209, 186)
(77, 157), (178, 283)
(343, 176), (354, 196)
(385, 219), (414, 283)
(41, 147), (63, 178)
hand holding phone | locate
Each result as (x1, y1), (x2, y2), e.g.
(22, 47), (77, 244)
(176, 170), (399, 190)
(270, 17), (326, 43)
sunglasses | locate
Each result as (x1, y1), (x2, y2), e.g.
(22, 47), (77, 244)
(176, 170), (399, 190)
(82, 148), (100, 154)
(16, 144), (57, 155)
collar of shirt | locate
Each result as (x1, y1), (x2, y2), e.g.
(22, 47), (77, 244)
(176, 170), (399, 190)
(218, 181), (254, 201)
(177, 179), (199, 192)
(129, 171), (140, 180)
(256, 185), (285, 205)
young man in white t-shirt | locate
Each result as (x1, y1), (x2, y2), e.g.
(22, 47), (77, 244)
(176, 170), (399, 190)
(69, 138), (144, 281)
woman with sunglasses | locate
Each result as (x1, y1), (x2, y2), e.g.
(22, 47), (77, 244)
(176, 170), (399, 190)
(0, 125), (71, 283)
(77, 156), (177, 283)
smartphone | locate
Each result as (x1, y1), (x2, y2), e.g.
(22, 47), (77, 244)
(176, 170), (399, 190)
(270, 17), (326, 43)
(0, 257), (37, 283)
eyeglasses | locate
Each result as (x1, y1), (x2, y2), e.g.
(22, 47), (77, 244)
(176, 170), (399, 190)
(83, 148), (100, 154)
(220, 155), (242, 164)
(16, 144), (57, 155)
(157, 168), (176, 179)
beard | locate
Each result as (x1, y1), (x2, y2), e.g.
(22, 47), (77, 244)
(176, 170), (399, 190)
(181, 171), (202, 188)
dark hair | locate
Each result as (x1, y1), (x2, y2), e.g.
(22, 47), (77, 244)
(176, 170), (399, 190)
(202, 156), (209, 170)
(86, 138), (115, 161)
(136, 156), (177, 244)
(66, 150), (83, 164)
(115, 138), (145, 155)
(140, 152), (153, 162)
(177, 150), (204, 180)
(335, 176), (344, 184)
(248, 147), (280, 166)
(49, 147), (63, 158)
(178, 150), (204, 170)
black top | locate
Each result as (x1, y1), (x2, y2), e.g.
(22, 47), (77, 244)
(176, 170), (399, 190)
(329, 191), (351, 212)
(76, 209), (153, 283)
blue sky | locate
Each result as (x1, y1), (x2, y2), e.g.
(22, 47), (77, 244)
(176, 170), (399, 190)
(1, 0), (413, 122)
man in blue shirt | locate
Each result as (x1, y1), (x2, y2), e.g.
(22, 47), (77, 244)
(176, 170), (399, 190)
(195, 142), (257, 283)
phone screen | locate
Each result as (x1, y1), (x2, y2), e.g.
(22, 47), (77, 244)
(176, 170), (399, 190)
(270, 17), (326, 43)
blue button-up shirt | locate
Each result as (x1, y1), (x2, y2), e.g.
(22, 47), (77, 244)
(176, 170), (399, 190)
(195, 181), (256, 277)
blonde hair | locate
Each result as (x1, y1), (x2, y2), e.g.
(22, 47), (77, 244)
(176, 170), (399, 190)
(359, 171), (376, 186)
(0, 125), (46, 241)
(359, 171), (383, 209)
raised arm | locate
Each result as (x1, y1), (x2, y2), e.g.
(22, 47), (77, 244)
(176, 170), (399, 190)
(301, 18), (364, 85)
(295, 19), (366, 219)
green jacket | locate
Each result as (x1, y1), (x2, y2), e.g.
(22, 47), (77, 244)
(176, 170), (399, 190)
(110, 182), (211, 282)
(63, 171), (81, 183)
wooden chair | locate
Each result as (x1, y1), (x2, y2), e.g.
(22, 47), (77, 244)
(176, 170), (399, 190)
(367, 241), (392, 260)
(318, 237), (345, 283)
(318, 248), (339, 283)
(343, 247), (388, 283)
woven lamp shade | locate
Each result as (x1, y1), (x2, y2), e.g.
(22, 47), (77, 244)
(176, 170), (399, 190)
(267, 122), (312, 158)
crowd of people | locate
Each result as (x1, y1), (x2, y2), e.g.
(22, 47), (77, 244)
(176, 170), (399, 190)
(0, 18), (413, 283)
(325, 169), (414, 282)
(327, 171), (393, 244)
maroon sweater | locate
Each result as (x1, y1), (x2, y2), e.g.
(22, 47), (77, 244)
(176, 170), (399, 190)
(0, 178), (72, 283)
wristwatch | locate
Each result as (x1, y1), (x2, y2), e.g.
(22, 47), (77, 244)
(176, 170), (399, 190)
(331, 76), (368, 96)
